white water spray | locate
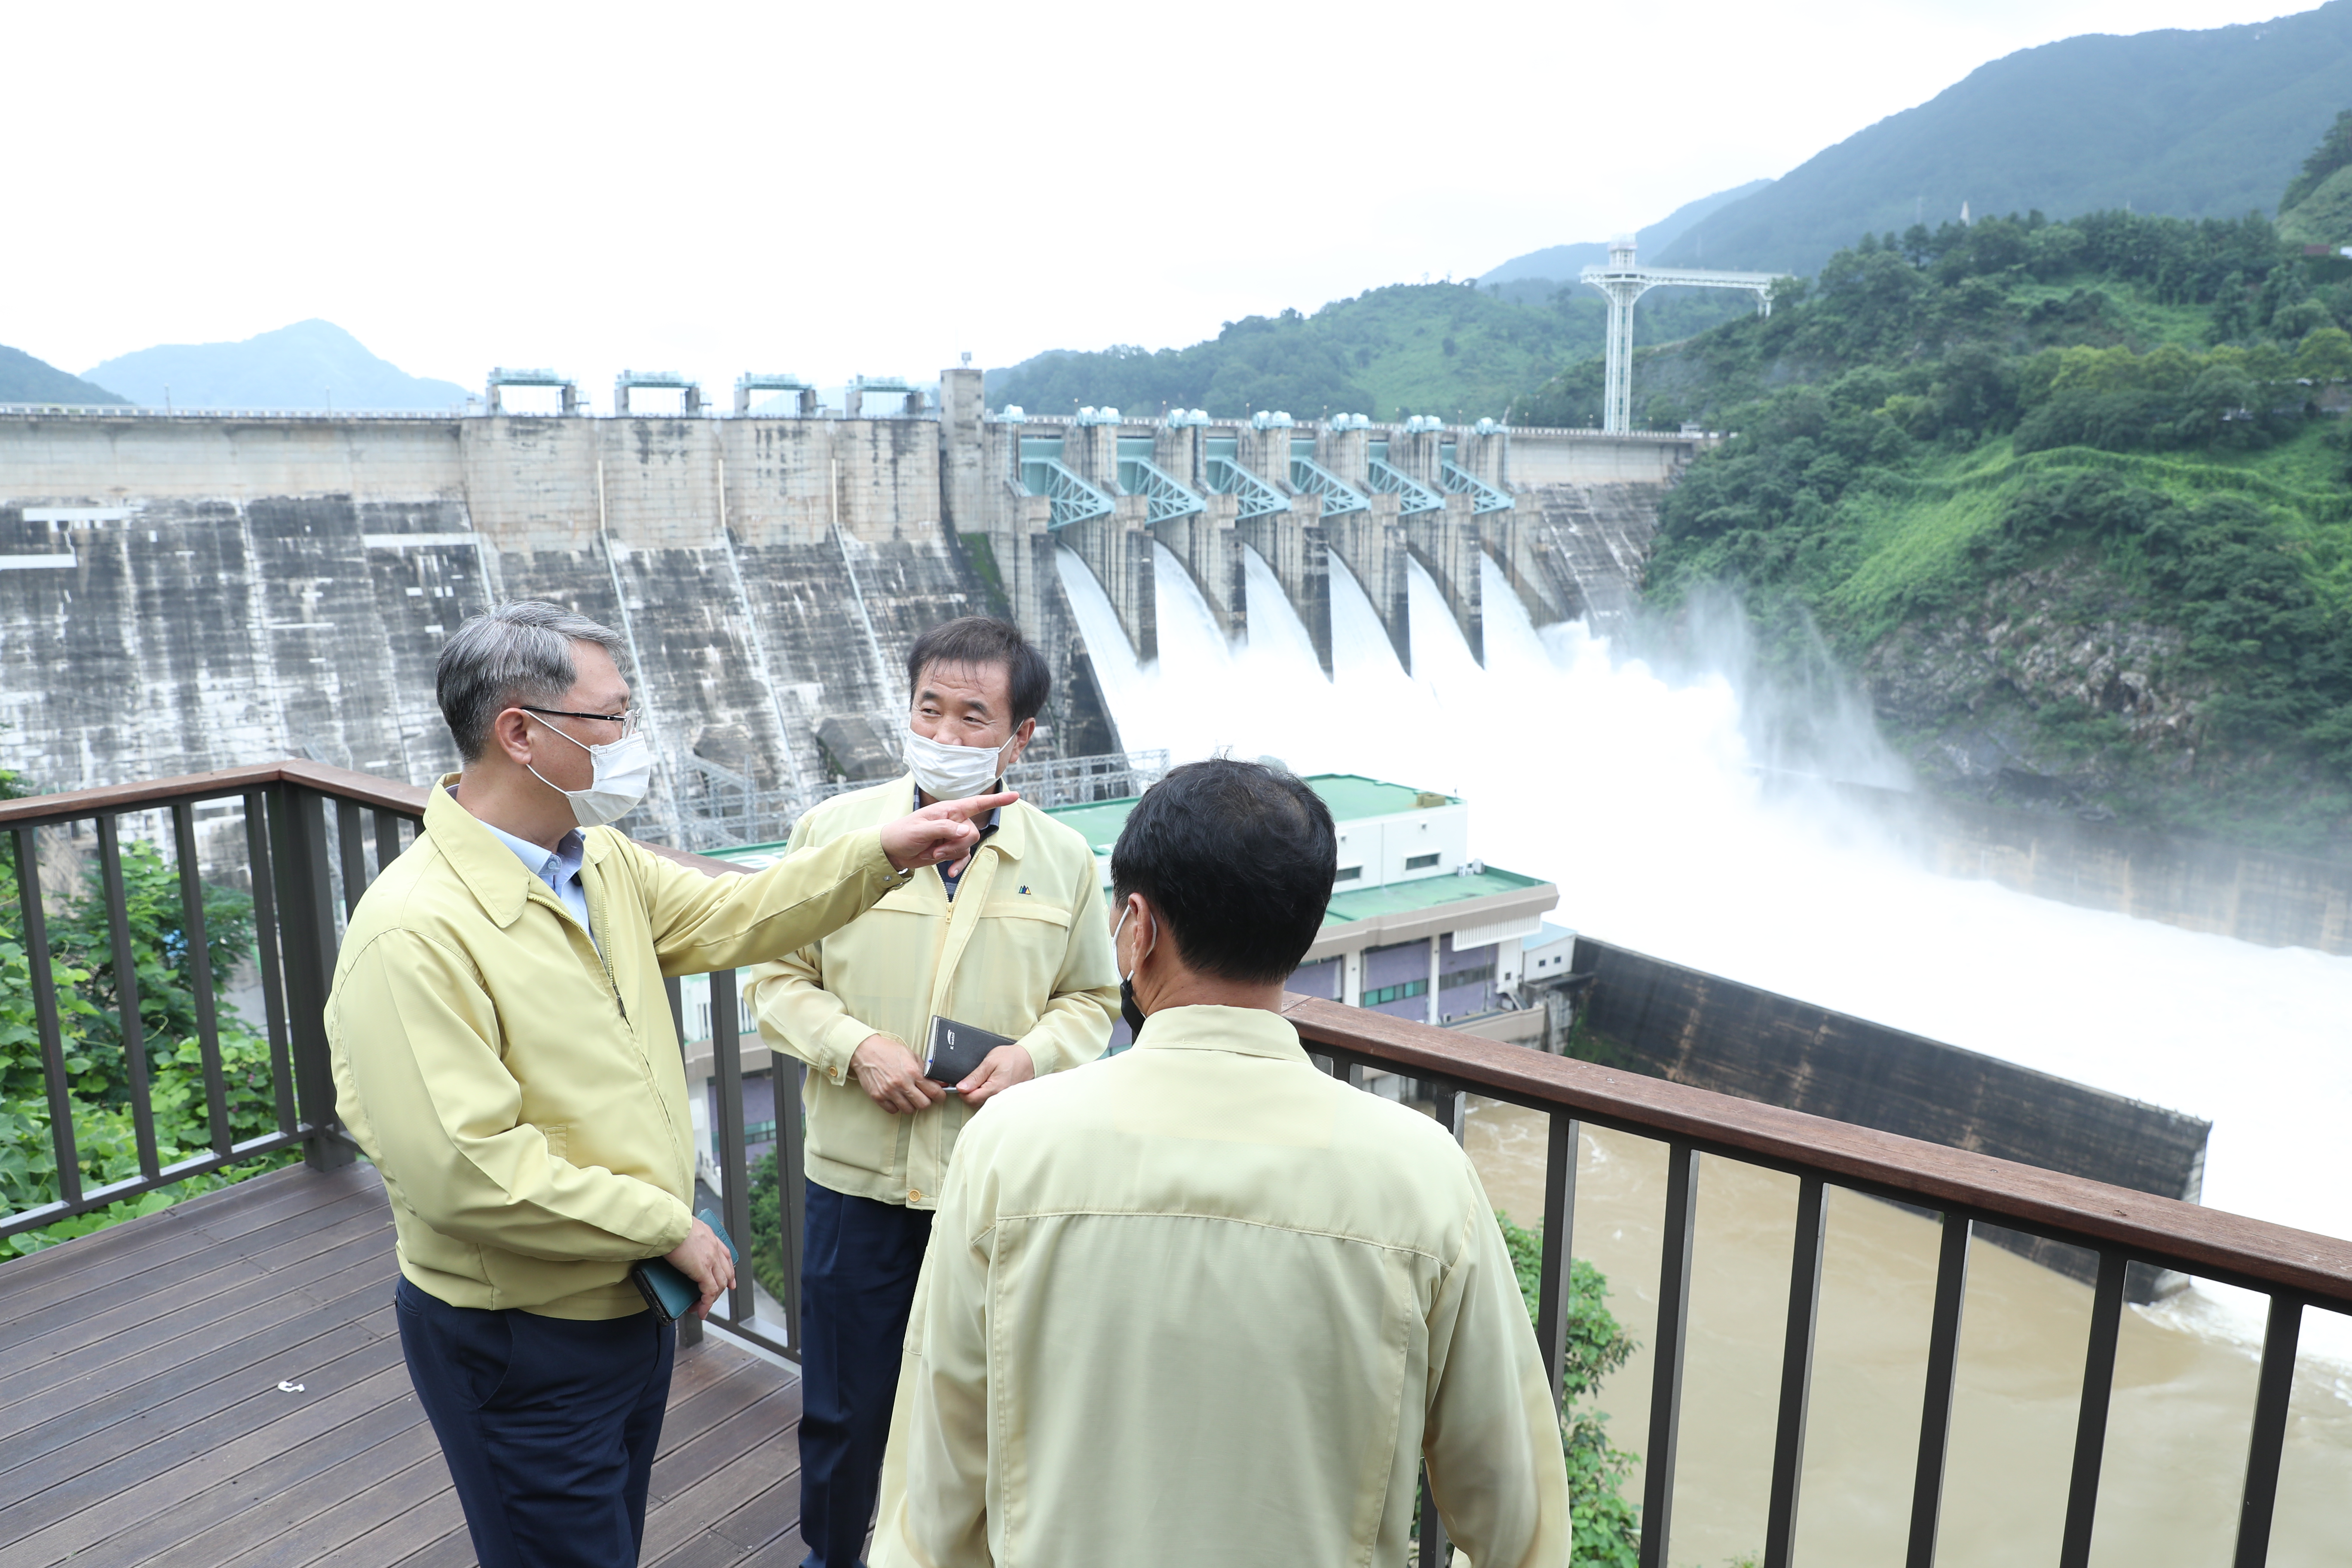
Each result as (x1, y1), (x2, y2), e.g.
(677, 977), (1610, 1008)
(1057, 539), (2352, 1360)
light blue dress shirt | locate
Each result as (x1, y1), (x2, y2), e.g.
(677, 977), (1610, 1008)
(455, 789), (596, 951)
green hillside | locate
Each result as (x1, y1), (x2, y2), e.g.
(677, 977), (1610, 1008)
(1656, 1), (2352, 275)
(984, 282), (1752, 424)
(1578, 201), (2352, 854)
(0, 345), (126, 405)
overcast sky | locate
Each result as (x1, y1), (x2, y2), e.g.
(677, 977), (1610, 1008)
(3, 0), (2326, 404)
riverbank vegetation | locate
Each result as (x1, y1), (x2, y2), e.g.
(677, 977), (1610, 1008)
(1514, 185), (2352, 854)
(0, 840), (289, 1255)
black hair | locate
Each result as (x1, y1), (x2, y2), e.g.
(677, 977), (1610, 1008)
(906, 616), (1051, 727)
(1111, 760), (1337, 984)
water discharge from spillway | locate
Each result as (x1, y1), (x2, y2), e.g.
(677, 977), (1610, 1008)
(1055, 540), (2352, 1565)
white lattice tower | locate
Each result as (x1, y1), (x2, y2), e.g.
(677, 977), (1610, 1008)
(1581, 239), (1784, 434)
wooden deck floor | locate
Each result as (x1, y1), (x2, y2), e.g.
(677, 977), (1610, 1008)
(0, 1162), (808, 1568)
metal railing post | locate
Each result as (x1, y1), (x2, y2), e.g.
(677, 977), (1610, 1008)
(1764, 1176), (1826, 1568)
(779, 1059), (808, 1354)
(268, 784), (352, 1169)
(2234, 1292), (2304, 1568)
(2058, 1248), (2128, 1568)
(93, 815), (159, 1181)
(1532, 1114), (1579, 1411)
(1907, 1212), (1973, 1568)
(244, 790), (299, 1136)
(1639, 1143), (1701, 1568)
(664, 975), (702, 1349)
(13, 826), (82, 1209)
(709, 967), (753, 1330)
(172, 802), (234, 1156)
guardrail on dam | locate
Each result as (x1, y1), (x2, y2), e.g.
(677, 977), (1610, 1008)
(0, 371), (1703, 839)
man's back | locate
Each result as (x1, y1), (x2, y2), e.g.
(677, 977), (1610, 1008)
(880, 1004), (1570, 1568)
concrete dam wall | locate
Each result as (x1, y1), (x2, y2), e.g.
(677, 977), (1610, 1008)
(0, 376), (1694, 844)
(1568, 935), (2211, 1300)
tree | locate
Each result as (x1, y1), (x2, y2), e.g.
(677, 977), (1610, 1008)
(1497, 1209), (1642, 1566)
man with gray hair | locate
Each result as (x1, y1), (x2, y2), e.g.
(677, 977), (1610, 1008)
(328, 601), (1006, 1568)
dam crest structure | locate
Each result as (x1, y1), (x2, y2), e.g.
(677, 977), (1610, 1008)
(0, 370), (1709, 848)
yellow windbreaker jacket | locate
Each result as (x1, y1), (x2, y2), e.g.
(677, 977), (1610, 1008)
(328, 778), (910, 1319)
(744, 775), (1118, 1210)
(874, 1004), (1572, 1568)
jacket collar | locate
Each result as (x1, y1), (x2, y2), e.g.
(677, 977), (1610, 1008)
(1130, 1004), (1308, 1063)
(425, 773), (581, 929)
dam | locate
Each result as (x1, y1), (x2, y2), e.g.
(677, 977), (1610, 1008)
(0, 374), (1691, 847)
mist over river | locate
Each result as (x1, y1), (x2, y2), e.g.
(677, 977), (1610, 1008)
(1054, 539), (2352, 1564)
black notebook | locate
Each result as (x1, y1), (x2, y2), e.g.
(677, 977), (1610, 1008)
(924, 1015), (1013, 1087)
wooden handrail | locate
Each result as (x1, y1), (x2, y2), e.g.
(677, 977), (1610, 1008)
(1282, 993), (2352, 1310)
(0, 759), (429, 825)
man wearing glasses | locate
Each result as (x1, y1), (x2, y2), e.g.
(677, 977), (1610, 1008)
(327, 601), (1007, 1568)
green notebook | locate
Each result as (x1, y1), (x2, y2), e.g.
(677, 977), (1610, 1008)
(631, 1209), (740, 1323)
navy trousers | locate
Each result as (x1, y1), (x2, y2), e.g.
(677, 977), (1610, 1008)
(798, 1181), (934, 1568)
(396, 1277), (675, 1568)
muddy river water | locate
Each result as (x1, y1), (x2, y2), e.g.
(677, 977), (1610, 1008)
(1462, 1101), (2352, 1566)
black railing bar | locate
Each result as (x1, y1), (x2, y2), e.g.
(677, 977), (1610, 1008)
(1532, 1114), (1578, 1411)
(272, 785), (353, 1172)
(2058, 1248), (2129, 1568)
(1906, 1212), (1973, 1568)
(171, 801), (234, 1159)
(778, 1059), (809, 1354)
(1763, 1174), (1826, 1568)
(0, 1127), (313, 1239)
(94, 814), (160, 1182)
(710, 967), (754, 1333)
(373, 808), (404, 880)
(662, 974), (704, 1351)
(1418, 1468), (1448, 1568)
(15, 825), (83, 1210)
(1638, 1142), (1700, 1568)
(2232, 1291), (2305, 1568)
(1303, 1046), (2352, 1313)
(335, 797), (370, 922)
(243, 792), (299, 1136)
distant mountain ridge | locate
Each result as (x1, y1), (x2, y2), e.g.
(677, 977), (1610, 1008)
(1476, 180), (1774, 285)
(1659, 0), (2352, 275)
(83, 320), (468, 410)
(0, 346), (126, 405)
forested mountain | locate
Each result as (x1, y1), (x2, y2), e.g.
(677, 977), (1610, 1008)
(1656, 1), (2352, 275)
(84, 320), (468, 410)
(1565, 179), (2352, 853)
(985, 284), (1752, 423)
(0, 346), (125, 405)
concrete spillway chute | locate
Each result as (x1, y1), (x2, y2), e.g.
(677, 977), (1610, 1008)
(1580, 238), (1784, 434)
(485, 367), (578, 416)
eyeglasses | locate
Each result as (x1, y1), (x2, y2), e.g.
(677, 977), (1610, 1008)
(521, 705), (642, 738)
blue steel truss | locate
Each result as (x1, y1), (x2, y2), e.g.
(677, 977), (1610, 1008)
(1439, 460), (1513, 515)
(1021, 455), (1116, 530)
(1116, 454), (1206, 525)
(1365, 456), (1445, 515)
(1288, 453), (1368, 518)
(1203, 453), (1292, 522)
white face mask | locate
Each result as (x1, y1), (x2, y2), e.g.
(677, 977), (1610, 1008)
(526, 717), (656, 829)
(904, 724), (1012, 802)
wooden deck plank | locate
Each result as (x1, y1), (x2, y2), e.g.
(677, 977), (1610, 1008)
(0, 1222), (396, 1426)
(0, 1321), (404, 1549)
(0, 1163), (371, 1314)
(0, 1183), (388, 1357)
(0, 1165), (806, 1568)
(0, 1269), (395, 1476)
(0, 1363), (421, 1568)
